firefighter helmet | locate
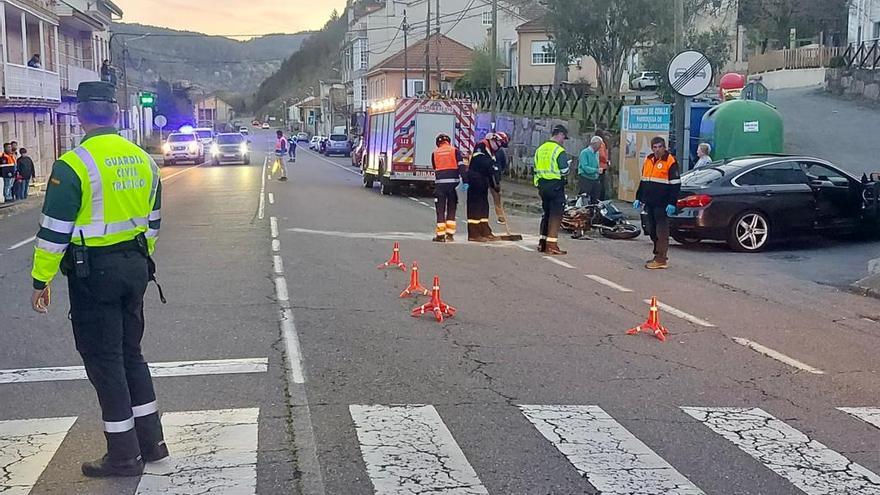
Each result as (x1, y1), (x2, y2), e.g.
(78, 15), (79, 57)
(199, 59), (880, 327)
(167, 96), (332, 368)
(436, 133), (452, 146)
(497, 131), (510, 147)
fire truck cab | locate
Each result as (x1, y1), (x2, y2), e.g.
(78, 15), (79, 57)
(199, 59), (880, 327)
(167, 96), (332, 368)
(361, 97), (476, 195)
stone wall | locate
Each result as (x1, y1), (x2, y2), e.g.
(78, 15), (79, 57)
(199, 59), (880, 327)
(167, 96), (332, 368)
(825, 68), (880, 103)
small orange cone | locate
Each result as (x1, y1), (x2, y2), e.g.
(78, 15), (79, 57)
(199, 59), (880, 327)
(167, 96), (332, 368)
(626, 296), (669, 342)
(377, 241), (406, 271)
(411, 276), (456, 322)
(400, 261), (429, 297)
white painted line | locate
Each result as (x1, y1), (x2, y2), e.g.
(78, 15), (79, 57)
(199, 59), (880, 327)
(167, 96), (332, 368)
(281, 308), (306, 384)
(838, 407), (880, 430)
(543, 256), (575, 269)
(275, 276), (289, 302)
(309, 149), (362, 176)
(268, 192), (274, 204)
(521, 405), (705, 494)
(408, 196), (421, 202)
(516, 243), (533, 252)
(136, 408), (259, 495)
(8, 235), (36, 250)
(258, 157), (267, 220)
(272, 239), (280, 252)
(731, 337), (825, 374)
(0, 358), (268, 385)
(585, 274), (633, 293)
(161, 163), (202, 183)
(350, 404), (488, 494)
(270, 216), (279, 238)
(0, 417), (77, 495)
(681, 407), (880, 495)
(417, 201), (432, 208)
(273, 255), (284, 275)
(644, 299), (715, 327)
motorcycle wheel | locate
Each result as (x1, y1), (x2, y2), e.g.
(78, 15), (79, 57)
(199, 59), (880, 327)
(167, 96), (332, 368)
(600, 223), (641, 240)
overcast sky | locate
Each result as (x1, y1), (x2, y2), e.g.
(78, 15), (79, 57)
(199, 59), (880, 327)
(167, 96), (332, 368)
(115, 0), (347, 38)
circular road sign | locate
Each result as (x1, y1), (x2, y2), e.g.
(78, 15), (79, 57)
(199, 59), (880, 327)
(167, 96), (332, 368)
(667, 50), (712, 97)
(154, 115), (167, 128)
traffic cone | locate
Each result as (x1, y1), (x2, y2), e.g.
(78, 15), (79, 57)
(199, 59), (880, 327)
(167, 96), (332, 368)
(400, 261), (429, 298)
(377, 241), (406, 271)
(411, 276), (456, 323)
(626, 296), (669, 342)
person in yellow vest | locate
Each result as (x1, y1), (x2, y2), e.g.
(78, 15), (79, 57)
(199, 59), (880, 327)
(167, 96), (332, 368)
(30, 82), (167, 477)
(533, 124), (571, 255)
(431, 133), (466, 242)
(634, 136), (681, 269)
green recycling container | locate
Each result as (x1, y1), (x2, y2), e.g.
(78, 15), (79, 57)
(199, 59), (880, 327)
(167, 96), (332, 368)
(698, 100), (783, 160)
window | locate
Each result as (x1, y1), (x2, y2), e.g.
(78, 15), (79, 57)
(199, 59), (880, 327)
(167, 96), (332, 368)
(404, 78), (425, 96)
(874, 22), (880, 40)
(531, 40), (556, 65)
(799, 161), (851, 186)
(481, 11), (492, 26)
(356, 38), (369, 70)
(736, 162), (807, 186)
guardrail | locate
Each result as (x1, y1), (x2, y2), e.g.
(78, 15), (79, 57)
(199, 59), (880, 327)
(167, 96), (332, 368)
(843, 40), (880, 69)
(748, 46), (846, 74)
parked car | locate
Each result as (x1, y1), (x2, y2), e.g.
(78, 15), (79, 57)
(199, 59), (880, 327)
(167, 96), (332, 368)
(324, 134), (351, 156)
(630, 71), (660, 90)
(351, 136), (365, 167)
(296, 132), (309, 142)
(309, 136), (325, 150)
(252, 120), (261, 127)
(162, 132), (204, 166)
(261, 122), (270, 129)
(194, 127), (214, 148)
(210, 132), (250, 166)
(239, 127), (249, 135)
(666, 155), (880, 252)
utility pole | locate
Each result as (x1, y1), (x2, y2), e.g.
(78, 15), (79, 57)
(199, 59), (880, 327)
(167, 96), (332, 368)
(490, 0), (498, 124)
(424, 0), (431, 93)
(673, 0), (685, 163)
(435, 0), (441, 94)
(403, 10), (409, 97)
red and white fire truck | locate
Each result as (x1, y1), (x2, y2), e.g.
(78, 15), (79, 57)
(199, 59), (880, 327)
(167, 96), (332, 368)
(360, 97), (476, 195)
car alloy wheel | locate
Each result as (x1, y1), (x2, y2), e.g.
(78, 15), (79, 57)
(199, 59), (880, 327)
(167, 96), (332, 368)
(730, 211), (769, 252)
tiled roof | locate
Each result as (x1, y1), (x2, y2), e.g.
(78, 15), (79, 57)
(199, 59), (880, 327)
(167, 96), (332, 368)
(372, 34), (475, 72)
(516, 17), (549, 33)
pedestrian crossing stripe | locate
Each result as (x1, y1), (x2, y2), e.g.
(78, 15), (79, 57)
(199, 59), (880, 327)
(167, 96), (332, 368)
(0, 416), (76, 495)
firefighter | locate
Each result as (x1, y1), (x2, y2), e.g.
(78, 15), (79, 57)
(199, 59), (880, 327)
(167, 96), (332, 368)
(634, 136), (680, 269)
(533, 124), (571, 255)
(30, 82), (167, 477)
(466, 133), (502, 242)
(490, 131), (509, 224)
(431, 133), (466, 242)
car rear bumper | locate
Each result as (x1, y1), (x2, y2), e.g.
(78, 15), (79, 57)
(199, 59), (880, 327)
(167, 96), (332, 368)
(668, 207), (728, 240)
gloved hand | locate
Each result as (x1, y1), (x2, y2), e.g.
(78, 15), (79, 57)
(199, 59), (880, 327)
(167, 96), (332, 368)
(461, 182), (469, 192)
(666, 204), (677, 216)
(632, 200), (642, 210)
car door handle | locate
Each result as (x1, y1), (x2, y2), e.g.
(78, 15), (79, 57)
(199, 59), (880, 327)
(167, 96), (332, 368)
(758, 190), (773, 196)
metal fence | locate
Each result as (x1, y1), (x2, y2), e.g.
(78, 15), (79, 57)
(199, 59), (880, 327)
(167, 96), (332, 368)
(451, 87), (639, 130)
(748, 46), (846, 74)
(844, 40), (880, 69)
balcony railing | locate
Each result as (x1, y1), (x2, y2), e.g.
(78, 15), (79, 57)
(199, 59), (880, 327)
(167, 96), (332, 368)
(3, 63), (61, 101)
(60, 64), (99, 91)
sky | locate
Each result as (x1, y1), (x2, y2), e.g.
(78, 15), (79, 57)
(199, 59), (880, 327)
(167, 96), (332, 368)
(115, 0), (348, 38)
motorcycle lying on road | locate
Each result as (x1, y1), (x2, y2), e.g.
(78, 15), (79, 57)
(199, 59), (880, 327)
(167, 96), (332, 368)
(561, 195), (641, 240)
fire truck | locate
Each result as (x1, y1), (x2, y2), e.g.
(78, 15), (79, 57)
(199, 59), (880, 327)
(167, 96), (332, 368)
(360, 97), (476, 195)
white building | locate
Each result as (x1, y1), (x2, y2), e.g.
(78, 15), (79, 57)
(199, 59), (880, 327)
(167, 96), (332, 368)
(849, 0), (880, 44)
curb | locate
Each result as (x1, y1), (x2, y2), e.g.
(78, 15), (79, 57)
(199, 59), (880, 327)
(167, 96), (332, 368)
(852, 273), (880, 299)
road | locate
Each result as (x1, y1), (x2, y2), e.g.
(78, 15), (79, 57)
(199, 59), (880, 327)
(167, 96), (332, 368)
(1, 127), (880, 494)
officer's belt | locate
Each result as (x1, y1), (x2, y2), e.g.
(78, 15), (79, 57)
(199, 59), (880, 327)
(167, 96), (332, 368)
(83, 237), (145, 257)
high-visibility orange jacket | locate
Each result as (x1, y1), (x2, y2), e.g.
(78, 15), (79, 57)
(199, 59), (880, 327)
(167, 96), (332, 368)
(431, 143), (465, 184)
(636, 152), (681, 206)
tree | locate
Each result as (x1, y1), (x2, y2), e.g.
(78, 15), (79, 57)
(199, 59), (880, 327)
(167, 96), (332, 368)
(455, 42), (501, 91)
(738, 0), (848, 50)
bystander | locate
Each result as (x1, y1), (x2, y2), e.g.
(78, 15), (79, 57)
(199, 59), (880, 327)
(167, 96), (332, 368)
(15, 148), (34, 200)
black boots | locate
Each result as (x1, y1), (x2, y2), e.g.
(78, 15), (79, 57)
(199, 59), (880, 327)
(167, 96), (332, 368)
(136, 413), (169, 463)
(545, 241), (567, 255)
(82, 454), (144, 478)
(538, 238), (546, 252)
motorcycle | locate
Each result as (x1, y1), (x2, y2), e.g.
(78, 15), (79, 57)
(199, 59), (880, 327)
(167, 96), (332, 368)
(562, 195), (641, 240)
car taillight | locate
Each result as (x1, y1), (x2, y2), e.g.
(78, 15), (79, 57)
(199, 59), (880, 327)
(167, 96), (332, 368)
(677, 194), (712, 208)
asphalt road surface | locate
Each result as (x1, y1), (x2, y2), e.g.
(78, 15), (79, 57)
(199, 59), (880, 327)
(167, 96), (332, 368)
(1, 127), (879, 494)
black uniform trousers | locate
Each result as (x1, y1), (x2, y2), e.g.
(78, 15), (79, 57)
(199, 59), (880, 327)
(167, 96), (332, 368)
(466, 184), (491, 236)
(538, 179), (566, 241)
(644, 205), (670, 262)
(434, 182), (458, 233)
(68, 249), (164, 459)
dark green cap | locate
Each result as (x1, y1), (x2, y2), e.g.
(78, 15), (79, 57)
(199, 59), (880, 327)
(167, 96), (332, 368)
(77, 81), (117, 103)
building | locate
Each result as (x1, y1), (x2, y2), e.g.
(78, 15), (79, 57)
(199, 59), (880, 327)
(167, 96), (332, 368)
(194, 94), (235, 128)
(288, 96), (321, 135)
(513, 18), (598, 88)
(366, 34), (474, 102)
(849, 0), (880, 44)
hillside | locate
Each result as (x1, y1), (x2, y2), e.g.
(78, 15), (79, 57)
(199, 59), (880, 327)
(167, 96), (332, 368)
(110, 23), (312, 95)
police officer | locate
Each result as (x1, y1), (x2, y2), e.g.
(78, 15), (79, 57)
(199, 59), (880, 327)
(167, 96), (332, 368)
(466, 134), (502, 242)
(30, 82), (167, 477)
(431, 133), (465, 242)
(634, 136), (680, 269)
(533, 124), (571, 255)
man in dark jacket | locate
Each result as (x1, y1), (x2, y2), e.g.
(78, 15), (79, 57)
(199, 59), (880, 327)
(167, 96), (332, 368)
(490, 131), (510, 224)
(15, 147), (35, 200)
(1, 142), (15, 201)
(466, 134), (502, 242)
(634, 136), (680, 269)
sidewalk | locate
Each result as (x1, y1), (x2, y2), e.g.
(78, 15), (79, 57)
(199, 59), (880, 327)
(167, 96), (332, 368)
(0, 182), (45, 218)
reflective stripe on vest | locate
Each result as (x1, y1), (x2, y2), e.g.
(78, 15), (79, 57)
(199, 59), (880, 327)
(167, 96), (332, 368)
(61, 134), (158, 248)
(432, 144), (459, 172)
(640, 153), (680, 185)
(533, 141), (564, 186)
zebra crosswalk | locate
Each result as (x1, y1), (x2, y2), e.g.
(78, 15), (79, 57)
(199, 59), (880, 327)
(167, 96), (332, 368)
(1, 404), (879, 494)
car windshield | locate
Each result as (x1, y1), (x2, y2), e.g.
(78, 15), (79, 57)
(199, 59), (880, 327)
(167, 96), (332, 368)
(196, 130), (213, 140)
(217, 134), (243, 144)
(330, 134), (347, 142)
(168, 134), (196, 142)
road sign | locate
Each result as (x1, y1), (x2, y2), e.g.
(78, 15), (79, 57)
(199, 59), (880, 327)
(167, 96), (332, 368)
(139, 91), (155, 107)
(154, 115), (167, 128)
(667, 50), (712, 97)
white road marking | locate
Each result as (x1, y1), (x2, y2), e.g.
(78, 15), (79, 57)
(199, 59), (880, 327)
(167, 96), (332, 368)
(272, 239), (280, 252)
(644, 299), (715, 327)
(838, 407), (880, 430)
(516, 243), (533, 252)
(287, 227), (524, 249)
(136, 408), (259, 495)
(731, 337), (825, 374)
(521, 405), (704, 495)
(408, 196), (421, 202)
(273, 255), (284, 275)
(268, 192), (274, 204)
(681, 407), (880, 495)
(0, 417), (77, 495)
(308, 149), (362, 176)
(585, 274), (633, 293)
(7, 235), (36, 250)
(270, 216), (279, 238)
(258, 157), (267, 220)
(417, 201), (432, 208)
(0, 358), (268, 385)
(274, 276), (289, 302)
(161, 163), (202, 184)
(281, 308), (305, 384)
(543, 256), (575, 269)
(350, 404), (488, 494)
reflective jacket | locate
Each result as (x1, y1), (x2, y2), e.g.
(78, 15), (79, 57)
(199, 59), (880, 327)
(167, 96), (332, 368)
(533, 141), (569, 186)
(431, 143), (464, 184)
(636, 152), (681, 206)
(31, 128), (161, 289)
